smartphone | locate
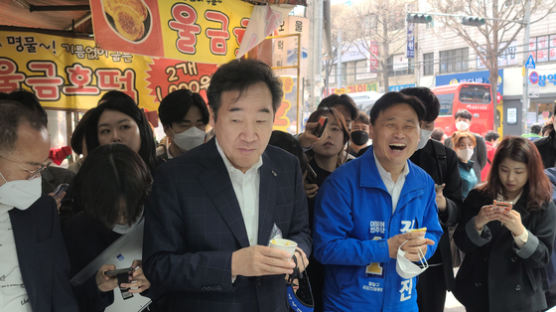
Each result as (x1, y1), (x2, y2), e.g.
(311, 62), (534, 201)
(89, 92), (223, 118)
(312, 116), (329, 138)
(493, 200), (512, 213)
(105, 267), (135, 300)
(104, 267), (133, 278)
(305, 163), (318, 184)
(53, 183), (69, 197)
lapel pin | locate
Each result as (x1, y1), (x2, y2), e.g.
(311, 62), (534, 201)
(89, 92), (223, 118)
(272, 170), (277, 177)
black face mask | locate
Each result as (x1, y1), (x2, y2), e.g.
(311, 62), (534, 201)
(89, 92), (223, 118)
(351, 130), (369, 146)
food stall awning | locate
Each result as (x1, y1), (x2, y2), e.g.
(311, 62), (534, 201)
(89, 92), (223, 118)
(0, 0), (92, 33)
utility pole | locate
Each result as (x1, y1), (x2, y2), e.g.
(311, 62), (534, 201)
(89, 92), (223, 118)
(309, 0), (323, 112)
(521, 1), (531, 135)
(336, 30), (342, 88)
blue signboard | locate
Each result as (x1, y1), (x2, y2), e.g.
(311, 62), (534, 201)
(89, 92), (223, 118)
(435, 69), (504, 94)
(407, 23), (415, 58)
(389, 83), (416, 92)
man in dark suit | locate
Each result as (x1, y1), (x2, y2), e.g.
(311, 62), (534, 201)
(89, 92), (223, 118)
(0, 99), (78, 311)
(143, 59), (311, 311)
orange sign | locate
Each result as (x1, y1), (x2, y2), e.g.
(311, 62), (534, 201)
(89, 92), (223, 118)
(90, 0), (253, 64)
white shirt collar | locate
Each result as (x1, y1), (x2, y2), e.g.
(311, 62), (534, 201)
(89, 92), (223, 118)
(496, 191), (523, 204)
(215, 138), (263, 177)
(215, 138), (262, 247)
(373, 151), (410, 183)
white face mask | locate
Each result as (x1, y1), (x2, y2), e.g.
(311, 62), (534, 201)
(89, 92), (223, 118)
(396, 241), (429, 279)
(455, 120), (470, 131)
(417, 129), (433, 150)
(456, 148), (474, 162)
(172, 127), (206, 151)
(112, 211), (143, 235)
(0, 171), (42, 210)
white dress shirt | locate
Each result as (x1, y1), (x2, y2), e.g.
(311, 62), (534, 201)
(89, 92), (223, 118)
(0, 203), (32, 312)
(216, 139), (262, 247)
(373, 151), (410, 213)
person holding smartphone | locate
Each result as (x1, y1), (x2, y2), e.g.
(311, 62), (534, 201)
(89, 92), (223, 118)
(301, 107), (351, 311)
(453, 136), (556, 312)
(62, 144), (152, 312)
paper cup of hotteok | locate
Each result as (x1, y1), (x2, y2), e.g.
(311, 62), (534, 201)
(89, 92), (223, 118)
(270, 238), (297, 258)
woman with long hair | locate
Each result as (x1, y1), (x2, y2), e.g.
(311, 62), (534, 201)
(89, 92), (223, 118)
(63, 144), (153, 311)
(85, 91), (157, 173)
(303, 106), (350, 312)
(453, 136), (556, 312)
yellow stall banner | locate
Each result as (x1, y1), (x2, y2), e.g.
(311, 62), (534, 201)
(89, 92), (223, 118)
(0, 29), (296, 130)
(90, 0), (253, 64)
(0, 30), (218, 111)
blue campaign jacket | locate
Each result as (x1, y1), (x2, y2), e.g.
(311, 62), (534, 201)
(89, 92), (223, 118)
(313, 147), (443, 312)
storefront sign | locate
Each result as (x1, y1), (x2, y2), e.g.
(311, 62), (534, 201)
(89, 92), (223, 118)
(0, 30), (218, 111)
(90, 0), (253, 64)
(389, 83), (416, 92)
(529, 71), (539, 84)
(324, 82), (378, 96)
(528, 70), (556, 87)
(436, 69), (504, 94)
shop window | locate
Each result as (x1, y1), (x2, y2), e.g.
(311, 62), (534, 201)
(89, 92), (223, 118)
(423, 52), (434, 76)
(439, 47), (468, 74)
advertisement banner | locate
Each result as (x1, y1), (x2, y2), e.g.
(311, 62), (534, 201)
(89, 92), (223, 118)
(324, 82), (378, 96)
(435, 69), (504, 94)
(90, 0), (254, 64)
(406, 22), (414, 59)
(0, 30), (296, 130)
(0, 30), (218, 111)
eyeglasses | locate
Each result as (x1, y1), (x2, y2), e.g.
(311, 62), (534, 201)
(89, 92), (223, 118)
(0, 154), (51, 179)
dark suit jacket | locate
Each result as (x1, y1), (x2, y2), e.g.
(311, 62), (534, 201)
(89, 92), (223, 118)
(62, 213), (120, 312)
(9, 194), (78, 312)
(143, 139), (311, 311)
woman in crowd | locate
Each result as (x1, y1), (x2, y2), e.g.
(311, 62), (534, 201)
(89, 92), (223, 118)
(63, 144), (153, 311)
(453, 136), (556, 312)
(452, 131), (478, 198)
(303, 106), (350, 312)
(85, 90), (157, 173)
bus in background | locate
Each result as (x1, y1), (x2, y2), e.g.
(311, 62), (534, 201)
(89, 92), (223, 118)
(432, 83), (494, 136)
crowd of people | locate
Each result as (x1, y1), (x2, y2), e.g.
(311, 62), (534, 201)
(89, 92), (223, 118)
(1, 58), (556, 312)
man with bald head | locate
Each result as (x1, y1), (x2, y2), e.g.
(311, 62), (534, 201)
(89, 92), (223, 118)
(0, 99), (78, 311)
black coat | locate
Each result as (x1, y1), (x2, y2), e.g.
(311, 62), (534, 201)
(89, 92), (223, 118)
(534, 130), (556, 169)
(62, 213), (120, 312)
(410, 139), (463, 290)
(9, 195), (79, 312)
(453, 189), (556, 312)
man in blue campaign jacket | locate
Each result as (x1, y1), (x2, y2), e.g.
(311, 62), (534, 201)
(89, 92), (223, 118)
(313, 92), (443, 312)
